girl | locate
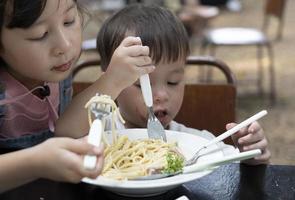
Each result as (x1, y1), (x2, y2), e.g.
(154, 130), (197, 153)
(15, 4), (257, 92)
(0, 0), (154, 192)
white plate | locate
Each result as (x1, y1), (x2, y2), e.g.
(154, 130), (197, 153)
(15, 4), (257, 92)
(82, 128), (224, 197)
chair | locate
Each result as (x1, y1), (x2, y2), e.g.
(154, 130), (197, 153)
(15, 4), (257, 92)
(200, 0), (287, 104)
(175, 56), (236, 145)
(73, 56), (236, 144)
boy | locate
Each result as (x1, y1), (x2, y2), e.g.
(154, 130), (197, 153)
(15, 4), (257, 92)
(96, 4), (270, 164)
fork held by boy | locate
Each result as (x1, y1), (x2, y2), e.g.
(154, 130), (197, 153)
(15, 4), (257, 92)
(185, 110), (268, 166)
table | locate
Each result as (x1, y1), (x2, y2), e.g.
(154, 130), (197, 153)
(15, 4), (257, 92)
(1, 163), (295, 200)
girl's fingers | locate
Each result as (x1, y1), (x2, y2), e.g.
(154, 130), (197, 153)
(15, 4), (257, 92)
(86, 154), (105, 179)
(79, 153), (105, 179)
(63, 138), (104, 156)
(63, 139), (94, 155)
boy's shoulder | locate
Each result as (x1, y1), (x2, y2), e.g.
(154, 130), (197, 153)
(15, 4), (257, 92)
(169, 120), (216, 140)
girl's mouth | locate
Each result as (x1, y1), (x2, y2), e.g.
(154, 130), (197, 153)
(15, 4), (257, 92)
(52, 60), (72, 72)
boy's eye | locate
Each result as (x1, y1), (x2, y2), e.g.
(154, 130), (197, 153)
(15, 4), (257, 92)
(168, 81), (179, 86)
(64, 18), (76, 26)
(29, 31), (48, 41)
(134, 83), (141, 88)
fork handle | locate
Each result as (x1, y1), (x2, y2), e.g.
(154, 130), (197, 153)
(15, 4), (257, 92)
(140, 74), (153, 107)
(83, 119), (102, 170)
(183, 149), (262, 174)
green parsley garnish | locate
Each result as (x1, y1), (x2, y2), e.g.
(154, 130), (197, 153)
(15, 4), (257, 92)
(162, 152), (184, 174)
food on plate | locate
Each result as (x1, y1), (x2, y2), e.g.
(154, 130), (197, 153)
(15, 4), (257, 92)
(85, 94), (185, 180)
(102, 136), (184, 180)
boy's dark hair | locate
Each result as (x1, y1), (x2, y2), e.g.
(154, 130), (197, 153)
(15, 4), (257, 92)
(0, 0), (83, 66)
(97, 4), (190, 71)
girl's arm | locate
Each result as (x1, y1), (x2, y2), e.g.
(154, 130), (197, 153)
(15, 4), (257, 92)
(0, 137), (104, 193)
(55, 36), (154, 138)
(0, 147), (38, 192)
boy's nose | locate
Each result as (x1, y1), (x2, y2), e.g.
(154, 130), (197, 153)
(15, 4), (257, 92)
(153, 87), (168, 104)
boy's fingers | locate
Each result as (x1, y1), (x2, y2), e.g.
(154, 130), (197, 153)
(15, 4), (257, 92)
(129, 56), (153, 67)
(238, 129), (264, 145)
(247, 121), (261, 133)
(124, 45), (150, 57)
(121, 36), (142, 47)
(242, 138), (268, 151)
(254, 149), (271, 162)
(227, 123), (248, 141)
(226, 123), (236, 130)
(137, 65), (155, 76)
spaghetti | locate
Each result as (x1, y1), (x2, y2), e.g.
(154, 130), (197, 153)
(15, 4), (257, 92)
(85, 94), (184, 180)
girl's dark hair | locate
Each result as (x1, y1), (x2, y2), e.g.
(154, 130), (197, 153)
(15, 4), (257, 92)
(97, 4), (190, 71)
(0, 0), (82, 65)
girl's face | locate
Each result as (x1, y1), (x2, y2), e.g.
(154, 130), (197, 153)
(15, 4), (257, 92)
(117, 59), (185, 129)
(0, 0), (82, 89)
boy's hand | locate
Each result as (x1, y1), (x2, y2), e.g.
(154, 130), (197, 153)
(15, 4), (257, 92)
(227, 121), (271, 165)
(33, 137), (104, 183)
(105, 36), (155, 90)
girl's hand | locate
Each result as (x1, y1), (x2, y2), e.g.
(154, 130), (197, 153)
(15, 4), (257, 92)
(227, 121), (271, 165)
(33, 137), (104, 183)
(104, 36), (155, 90)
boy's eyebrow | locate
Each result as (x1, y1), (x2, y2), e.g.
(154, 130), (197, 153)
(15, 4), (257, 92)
(64, 3), (76, 14)
(32, 3), (76, 27)
(171, 68), (185, 73)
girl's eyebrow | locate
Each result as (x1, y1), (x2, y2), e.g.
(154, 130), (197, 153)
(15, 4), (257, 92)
(32, 3), (76, 27)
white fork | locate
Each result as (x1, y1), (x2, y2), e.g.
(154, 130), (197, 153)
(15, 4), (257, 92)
(83, 102), (109, 170)
(140, 74), (167, 141)
(185, 110), (268, 166)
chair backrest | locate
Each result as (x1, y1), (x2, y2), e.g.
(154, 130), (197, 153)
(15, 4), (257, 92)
(72, 59), (101, 96)
(73, 56), (237, 144)
(175, 56), (236, 145)
(263, 0), (287, 40)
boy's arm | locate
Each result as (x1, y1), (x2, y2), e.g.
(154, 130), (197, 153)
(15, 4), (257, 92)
(55, 36), (154, 138)
(55, 73), (126, 138)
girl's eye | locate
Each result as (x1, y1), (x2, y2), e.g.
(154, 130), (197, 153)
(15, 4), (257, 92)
(29, 32), (48, 41)
(64, 18), (75, 26)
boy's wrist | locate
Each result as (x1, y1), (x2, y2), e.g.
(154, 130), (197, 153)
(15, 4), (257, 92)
(97, 72), (125, 99)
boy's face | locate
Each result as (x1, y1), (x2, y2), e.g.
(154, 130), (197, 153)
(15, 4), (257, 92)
(117, 59), (185, 129)
(0, 0), (82, 89)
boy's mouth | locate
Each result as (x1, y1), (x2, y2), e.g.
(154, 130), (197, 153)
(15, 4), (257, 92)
(154, 110), (169, 127)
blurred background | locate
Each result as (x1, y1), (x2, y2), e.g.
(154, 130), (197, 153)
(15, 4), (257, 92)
(76, 0), (294, 165)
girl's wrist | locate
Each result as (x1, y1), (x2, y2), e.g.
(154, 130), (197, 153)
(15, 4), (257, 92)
(26, 145), (44, 180)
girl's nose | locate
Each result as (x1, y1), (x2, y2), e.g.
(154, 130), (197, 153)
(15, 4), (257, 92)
(53, 30), (71, 56)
